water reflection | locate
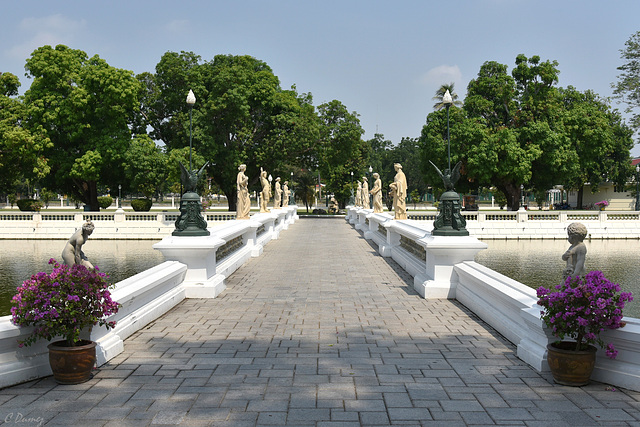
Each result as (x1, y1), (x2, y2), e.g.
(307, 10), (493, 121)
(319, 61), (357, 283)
(0, 240), (164, 317)
(475, 239), (640, 318)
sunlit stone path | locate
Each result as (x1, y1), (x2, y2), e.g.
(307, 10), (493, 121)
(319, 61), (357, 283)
(1, 218), (639, 426)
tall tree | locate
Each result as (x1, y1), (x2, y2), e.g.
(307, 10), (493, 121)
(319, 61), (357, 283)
(139, 52), (319, 211)
(559, 86), (633, 206)
(0, 72), (51, 191)
(613, 31), (640, 134)
(23, 45), (140, 210)
(316, 100), (367, 207)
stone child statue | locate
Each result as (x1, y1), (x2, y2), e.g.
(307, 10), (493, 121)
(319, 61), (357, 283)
(562, 222), (588, 282)
(62, 220), (95, 269)
(236, 164), (251, 219)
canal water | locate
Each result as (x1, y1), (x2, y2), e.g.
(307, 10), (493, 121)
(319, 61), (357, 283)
(0, 238), (638, 318)
(0, 240), (164, 317)
(475, 239), (639, 318)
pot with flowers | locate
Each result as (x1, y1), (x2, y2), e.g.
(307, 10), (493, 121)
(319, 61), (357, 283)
(11, 259), (120, 384)
(594, 200), (609, 210)
(537, 270), (633, 386)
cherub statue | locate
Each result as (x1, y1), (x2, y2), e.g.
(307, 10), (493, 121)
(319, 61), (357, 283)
(562, 222), (588, 282)
(429, 160), (462, 191)
(179, 161), (209, 193)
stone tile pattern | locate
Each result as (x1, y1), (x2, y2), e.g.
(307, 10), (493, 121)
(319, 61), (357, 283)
(1, 218), (639, 426)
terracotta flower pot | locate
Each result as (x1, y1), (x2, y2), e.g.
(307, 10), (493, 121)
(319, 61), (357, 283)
(546, 341), (597, 386)
(47, 340), (97, 384)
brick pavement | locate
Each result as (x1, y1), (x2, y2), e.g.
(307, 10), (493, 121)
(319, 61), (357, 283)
(1, 218), (639, 426)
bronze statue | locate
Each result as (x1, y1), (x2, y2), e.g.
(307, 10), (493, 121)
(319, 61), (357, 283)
(62, 220), (95, 269)
(430, 160), (462, 191)
(179, 161), (209, 193)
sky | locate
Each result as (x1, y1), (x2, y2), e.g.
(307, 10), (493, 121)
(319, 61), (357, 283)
(2, 0), (640, 156)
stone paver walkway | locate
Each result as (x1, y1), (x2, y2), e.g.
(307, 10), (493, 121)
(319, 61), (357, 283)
(1, 218), (639, 426)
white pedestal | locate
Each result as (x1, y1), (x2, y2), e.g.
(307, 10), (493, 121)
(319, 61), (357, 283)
(153, 235), (226, 298)
(414, 235), (488, 299)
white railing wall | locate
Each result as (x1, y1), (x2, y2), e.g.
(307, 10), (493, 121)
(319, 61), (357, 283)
(407, 209), (640, 239)
(349, 206), (640, 392)
(0, 210), (238, 239)
(0, 206), (298, 388)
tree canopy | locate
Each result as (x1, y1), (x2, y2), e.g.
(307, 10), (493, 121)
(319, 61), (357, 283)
(420, 54), (633, 210)
(137, 52), (320, 210)
(23, 45), (140, 210)
(0, 72), (51, 190)
(613, 30), (640, 134)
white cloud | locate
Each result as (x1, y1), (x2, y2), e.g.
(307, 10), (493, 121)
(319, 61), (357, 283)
(165, 19), (190, 34)
(6, 14), (87, 60)
(419, 64), (462, 87)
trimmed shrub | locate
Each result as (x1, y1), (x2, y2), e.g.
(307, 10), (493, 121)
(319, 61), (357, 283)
(131, 198), (152, 212)
(98, 196), (113, 209)
(17, 199), (44, 212)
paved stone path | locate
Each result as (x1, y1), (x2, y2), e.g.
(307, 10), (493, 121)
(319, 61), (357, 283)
(1, 218), (639, 426)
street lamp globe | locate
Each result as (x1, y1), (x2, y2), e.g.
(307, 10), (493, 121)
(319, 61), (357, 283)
(186, 90), (196, 106)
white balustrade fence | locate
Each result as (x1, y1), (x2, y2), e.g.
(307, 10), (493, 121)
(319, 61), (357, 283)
(349, 206), (640, 392)
(0, 207), (298, 388)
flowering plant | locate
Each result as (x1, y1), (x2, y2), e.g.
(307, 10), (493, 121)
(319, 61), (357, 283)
(594, 200), (609, 207)
(537, 270), (633, 358)
(11, 259), (120, 347)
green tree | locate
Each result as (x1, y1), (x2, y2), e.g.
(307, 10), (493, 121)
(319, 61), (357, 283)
(0, 72), (51, 190)
(613, 31), (640, 133)
(123, 135), (169, 199)
(139, 52), (319, 211)
(316, 100), (367, 207)
(23, 45), (140, 211)
(559, 86), (634, 206)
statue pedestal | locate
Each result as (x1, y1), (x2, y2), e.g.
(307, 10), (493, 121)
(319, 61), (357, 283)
(432, 190), (468, 236)
(414, 234), (487, 299)
(172, 191), (210, 236)
(153, 235), (225, 298)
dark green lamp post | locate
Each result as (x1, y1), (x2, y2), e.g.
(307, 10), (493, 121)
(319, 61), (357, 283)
(172, 89), (210, 237)
(431, 89), (468, 236)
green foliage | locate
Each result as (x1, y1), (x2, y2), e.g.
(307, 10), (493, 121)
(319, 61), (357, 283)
(0, 73), (52, 190)
(39, 188), (57, 208)
(613, 31), (640, 133)
(316, 100), (367, 206)
(131, 198), (153, 211)
(97, 196), (113, 209)
(138, 52), (319, 212)
(16, 199), (44, 211)
(7, 194), (17, 208)
(420, 54), (633, 211)
(123, 135), (169, 199)
(23, 45), (141, 211)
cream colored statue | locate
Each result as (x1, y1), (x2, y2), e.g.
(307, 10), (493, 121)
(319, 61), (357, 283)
(283, 181), (290, 207)
(389, 163), (407, 220)
(236, 164), (251, 219)
(362, 177), (369, 209)
(274, 177), (282, 209)
(356, 181), (363, 207)
(259, 168), (271, 213)
(370, 172), (383, 213)
(62, 220), (95, 269)
(562, 222), (588, 282)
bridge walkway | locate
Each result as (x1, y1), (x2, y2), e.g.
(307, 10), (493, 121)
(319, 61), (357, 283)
(1, 218), (639, 426)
